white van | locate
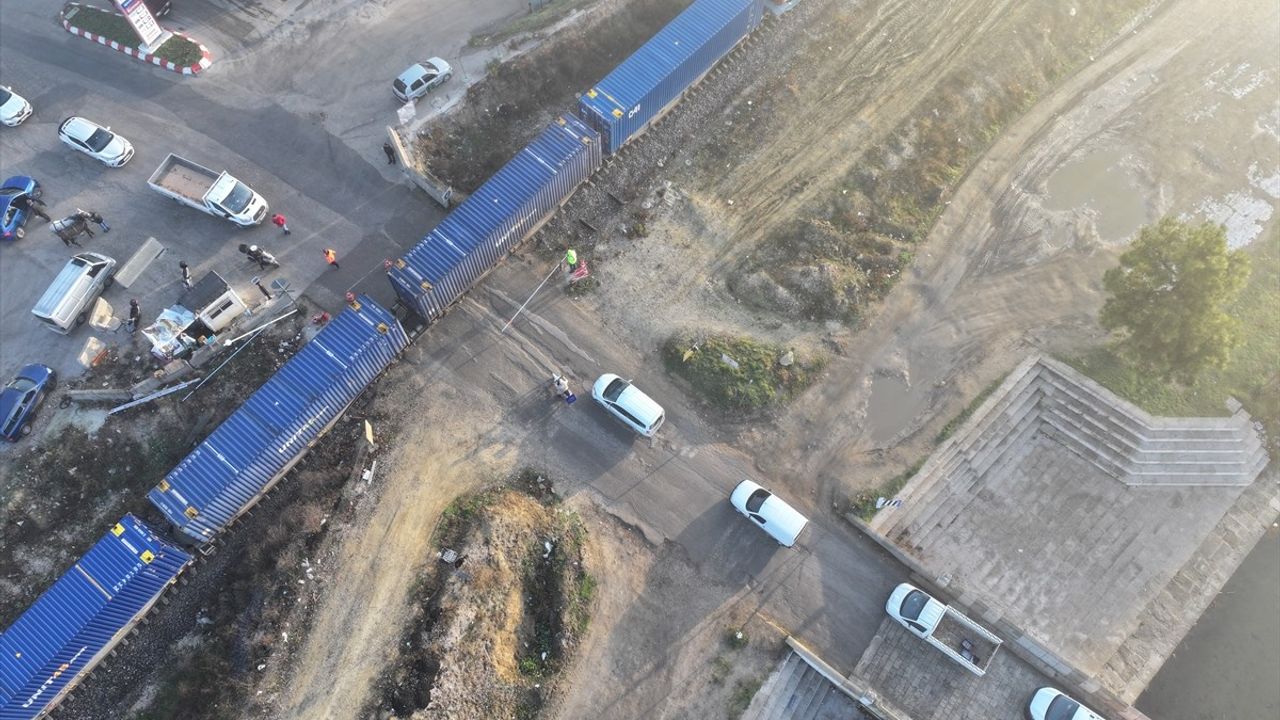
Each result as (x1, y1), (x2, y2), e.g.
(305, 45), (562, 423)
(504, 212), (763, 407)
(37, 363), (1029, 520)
(32, 252), (117, 334)
(730, 480), (809, 547)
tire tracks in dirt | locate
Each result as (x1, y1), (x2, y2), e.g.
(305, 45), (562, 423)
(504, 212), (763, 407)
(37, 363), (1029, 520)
(752, 0), (1219, 500)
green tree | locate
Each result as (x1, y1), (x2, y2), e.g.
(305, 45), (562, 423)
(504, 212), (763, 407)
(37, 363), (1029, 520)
(1100, 218), (1251, 384)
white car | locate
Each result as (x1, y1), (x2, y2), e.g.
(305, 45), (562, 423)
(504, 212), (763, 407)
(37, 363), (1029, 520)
(591, 373), (665, 437)
(1029, 688), (1105, 720)
(730, 479), (809, 547)
(57, 116), (134, 167)
(392, 58), (453, 102)
(1, 86), (33, 126)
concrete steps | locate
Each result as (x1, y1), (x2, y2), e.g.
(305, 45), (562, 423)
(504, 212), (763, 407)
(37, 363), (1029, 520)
(742, 651), (860, 720)
(876, 354), (1269, 556)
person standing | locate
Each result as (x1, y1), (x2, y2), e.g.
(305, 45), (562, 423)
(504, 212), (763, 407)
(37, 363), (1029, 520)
(126, 299), (142, 334)
(87, 210), (110, 233)
(180, 261), (192, 289)
(383, 141), (397, 165)
(14, 194), (50, 222)
(564, 248), (578, 271)
(272, 213), (291, 235)
(323, 248), (340, 270)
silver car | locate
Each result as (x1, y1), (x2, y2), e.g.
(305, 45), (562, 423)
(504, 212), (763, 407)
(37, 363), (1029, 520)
(392, 58), (453, 102)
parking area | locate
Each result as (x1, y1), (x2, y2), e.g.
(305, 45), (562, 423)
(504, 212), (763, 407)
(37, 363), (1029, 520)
(0, 0), (539, 448)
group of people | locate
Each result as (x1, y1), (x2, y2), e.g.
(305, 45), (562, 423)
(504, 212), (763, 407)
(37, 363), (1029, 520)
(12, 194), (110, 247)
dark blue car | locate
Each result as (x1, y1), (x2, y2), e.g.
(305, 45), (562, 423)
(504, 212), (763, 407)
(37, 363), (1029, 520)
(1, 175), (41, 241)
(0, 364), (56, 441)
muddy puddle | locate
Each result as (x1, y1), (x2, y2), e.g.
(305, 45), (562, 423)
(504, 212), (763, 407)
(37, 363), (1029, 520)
(866, 355), (946, 447)
(1044, 149), (1151, 243)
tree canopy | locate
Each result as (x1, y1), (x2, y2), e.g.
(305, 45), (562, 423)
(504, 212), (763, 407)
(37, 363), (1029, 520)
(1100, 218), (1251, 385)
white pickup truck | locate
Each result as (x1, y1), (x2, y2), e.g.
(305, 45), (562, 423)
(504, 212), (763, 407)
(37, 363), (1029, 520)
(148, 153), (268, 227)
(886, 582), (1003, 676)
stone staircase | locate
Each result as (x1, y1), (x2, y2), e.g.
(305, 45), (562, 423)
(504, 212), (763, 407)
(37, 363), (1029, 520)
(742, 650), (864, 720)
(873, 355), (1270, 545)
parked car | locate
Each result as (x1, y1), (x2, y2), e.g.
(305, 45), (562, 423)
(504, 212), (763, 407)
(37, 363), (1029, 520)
(143, 0), (172, 17)
(392, 58), (453, 102)
(0, 85), (33, 126)
(58, 116), (134, 167)
(1, 175), (41, 241)
(591, 373), (665, 437)
(1029, 688), (1105, 720)
(729, 479), (809, 547)
(0, 364), (56, 441)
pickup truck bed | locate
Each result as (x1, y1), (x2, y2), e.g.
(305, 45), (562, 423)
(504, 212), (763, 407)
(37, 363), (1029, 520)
(933, 611), (1000, 669)
(151, 156), (218, 199)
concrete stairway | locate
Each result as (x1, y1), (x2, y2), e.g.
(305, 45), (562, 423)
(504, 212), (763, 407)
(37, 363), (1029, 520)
(742, 651), (862, 720)
(873, 355), (1270, 544)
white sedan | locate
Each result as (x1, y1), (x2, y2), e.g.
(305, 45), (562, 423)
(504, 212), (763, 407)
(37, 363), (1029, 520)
(1, 86), (33, 127)
(57, 116), (134, 167)
(1029, 688), (1105, 720)
(730, 479), (809, 547)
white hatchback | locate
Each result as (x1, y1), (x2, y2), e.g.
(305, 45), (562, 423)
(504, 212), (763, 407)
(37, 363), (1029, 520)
(591, 373), (665, 437)
(730, 480), (809, 547)
(1, 86), (33, 127)
(58, 116), (134, 167)
(1029, 688), (1105, 720)
(392, 58), (453, 102)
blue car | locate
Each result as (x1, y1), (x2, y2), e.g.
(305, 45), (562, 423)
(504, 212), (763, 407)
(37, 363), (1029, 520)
(0, 364), (56, 441)
(1, 175), (42, 241)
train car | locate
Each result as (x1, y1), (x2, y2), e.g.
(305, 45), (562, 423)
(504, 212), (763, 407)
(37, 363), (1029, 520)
(0, 515), (192, 719)
(147, 296), (408, 544)
(388, 114), (602, 322)
(577, 0), (765, 154)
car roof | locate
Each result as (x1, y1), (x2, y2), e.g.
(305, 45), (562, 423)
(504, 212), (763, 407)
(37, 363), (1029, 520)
(61, 116), (102, 139)
(614, 382), (663, 425)
(731, 480), (808, 541)
(397, 64), (431, 84)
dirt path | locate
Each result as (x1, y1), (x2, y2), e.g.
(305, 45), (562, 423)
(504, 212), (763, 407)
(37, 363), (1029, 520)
(267, 378), (503, 718)
(754, 0), (1277, 502)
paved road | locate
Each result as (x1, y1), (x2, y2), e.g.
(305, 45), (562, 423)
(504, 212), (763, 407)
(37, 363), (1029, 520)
(0, 0), (531, 451)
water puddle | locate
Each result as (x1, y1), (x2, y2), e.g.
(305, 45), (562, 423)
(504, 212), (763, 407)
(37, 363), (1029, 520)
(1044, 149), (1150, 243)
(865, 354), (945, 447)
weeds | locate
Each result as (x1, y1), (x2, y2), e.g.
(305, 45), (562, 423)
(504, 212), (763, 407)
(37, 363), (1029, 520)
(710, 655), (733, 685)
(936, 375), (1006, 443)
(663, 333), (824, 415)
(727, 678), (763, 719)
(849, 458), (926, 522)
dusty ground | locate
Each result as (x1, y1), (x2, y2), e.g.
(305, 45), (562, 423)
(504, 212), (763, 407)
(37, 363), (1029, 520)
(11, 0), (1274, 717)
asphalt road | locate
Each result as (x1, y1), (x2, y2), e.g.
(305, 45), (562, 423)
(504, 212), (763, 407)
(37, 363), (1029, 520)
(0, 0), (516, 431)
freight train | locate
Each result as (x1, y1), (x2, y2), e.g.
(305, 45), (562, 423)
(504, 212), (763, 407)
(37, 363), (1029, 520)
(0, 1), (768, 716)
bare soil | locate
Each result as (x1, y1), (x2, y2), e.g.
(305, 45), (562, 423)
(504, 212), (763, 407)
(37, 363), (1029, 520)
(365, 479), (593, 719)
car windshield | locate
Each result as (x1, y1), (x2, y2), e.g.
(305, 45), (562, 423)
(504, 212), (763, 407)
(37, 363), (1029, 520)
(221, 182), (254, 214)
(6, 378), (36, 393)
(0, 88), (11, 103)
(86, 128), (113, 152)
(0, 187), (21, 197)
(393, 78), (408, 93)
(900, 590), (930, 621)
(1044, 695), (1080, 720)
(745, 488), (770, 513)
(603, 378), (628, 402)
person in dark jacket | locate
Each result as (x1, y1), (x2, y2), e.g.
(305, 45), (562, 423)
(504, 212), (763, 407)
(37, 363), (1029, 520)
(180, 261), (192, 289)
(13, 194), (51, 222)
(126, 299), (142, 334)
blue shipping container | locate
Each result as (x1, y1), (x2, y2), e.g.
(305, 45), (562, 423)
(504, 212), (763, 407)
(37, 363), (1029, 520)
(0, 515), (191, 720)
(577, 0), (764, 153)
(148, 296), (408, 543)
(388, 114), (602, 321)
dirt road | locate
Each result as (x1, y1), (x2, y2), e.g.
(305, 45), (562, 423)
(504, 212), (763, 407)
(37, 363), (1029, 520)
(758, 0), (1280, 504)
(246, 0), (1278, 716)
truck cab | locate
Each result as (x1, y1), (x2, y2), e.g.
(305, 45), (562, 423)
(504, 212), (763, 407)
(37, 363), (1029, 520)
(206, 173), (267, 226)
